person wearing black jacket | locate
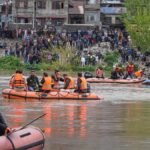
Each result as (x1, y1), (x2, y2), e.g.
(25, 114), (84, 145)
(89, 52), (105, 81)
(27, 70), (40, 91)
(0, 113), (11, 136)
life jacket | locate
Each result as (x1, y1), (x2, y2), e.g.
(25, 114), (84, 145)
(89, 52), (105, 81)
(11, 73), (25, 88)
(126, 64), (134, 73)
(79, 77), (87, 90)
(42, 77), (52, 90)
(64, 77), (75, 89)
(96, 69), (103, 77)
(134, 70), (142, 78)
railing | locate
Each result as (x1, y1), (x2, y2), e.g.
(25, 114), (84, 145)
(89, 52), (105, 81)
(101, 0), (123, 4)
(84, 4), (100, 9)
(101, 7), (126, 14)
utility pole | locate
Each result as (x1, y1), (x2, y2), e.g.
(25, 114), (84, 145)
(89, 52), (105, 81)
(33, 0), (36, 29)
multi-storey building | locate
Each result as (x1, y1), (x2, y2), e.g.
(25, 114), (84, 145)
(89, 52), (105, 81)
(13, 0), (69, 28)
(9, 0), (126, 29)
(100, 0), (126, 27)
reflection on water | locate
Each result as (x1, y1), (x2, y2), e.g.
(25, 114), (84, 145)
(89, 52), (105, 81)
(0, 77), (150, 150)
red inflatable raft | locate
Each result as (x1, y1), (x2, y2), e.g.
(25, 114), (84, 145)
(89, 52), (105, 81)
(0, 126), (44, 150)
(2, 89), (101, 100)
(86, 78), (145, 84)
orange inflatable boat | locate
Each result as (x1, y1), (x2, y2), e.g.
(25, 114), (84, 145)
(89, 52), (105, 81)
(2, 89), (101, 100)
(0, 126), (44, 150)
(86, 78), (145, 84)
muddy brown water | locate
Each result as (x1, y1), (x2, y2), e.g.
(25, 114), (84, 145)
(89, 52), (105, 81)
(0, 76), (150, 150)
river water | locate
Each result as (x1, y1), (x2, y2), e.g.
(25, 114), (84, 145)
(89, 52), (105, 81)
(0, 76), (150, 150)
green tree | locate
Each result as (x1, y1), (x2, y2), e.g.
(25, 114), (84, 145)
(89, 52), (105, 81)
(124, 0), (150, 52)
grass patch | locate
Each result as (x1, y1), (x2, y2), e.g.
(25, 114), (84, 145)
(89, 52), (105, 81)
(0, 56), (23, 70)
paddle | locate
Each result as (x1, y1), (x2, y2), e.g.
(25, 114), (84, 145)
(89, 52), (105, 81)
(7, 114), (47, 135)
(19, 113), (46, 130)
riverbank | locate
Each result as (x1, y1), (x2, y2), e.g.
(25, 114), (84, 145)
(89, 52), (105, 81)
(0, 53), (149, 78)
(0, 50), (119, 76)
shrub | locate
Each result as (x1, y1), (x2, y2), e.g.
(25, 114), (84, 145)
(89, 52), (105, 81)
(104, 51), (119, 67)
(0, 56), (23, 70)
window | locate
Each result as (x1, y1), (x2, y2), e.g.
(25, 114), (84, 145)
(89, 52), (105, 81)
(86, 14), (96, 22)
(86, 0), (97, 4)
(37, 1), (46, 9)
(52, 1), (64, 9)
(19, 2), (25, 8)
(16, 0), (28, 8)
(90, 15), (95, 21)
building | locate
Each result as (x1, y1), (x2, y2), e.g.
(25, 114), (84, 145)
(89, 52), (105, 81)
(10, 0), (127, 30)
(100, 0), (126, 27)
(13, 0), (69, 28)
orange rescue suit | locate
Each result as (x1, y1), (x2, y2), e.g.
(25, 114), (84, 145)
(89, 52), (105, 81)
(79, 77), (87, 90)
(10, 73), (25, 88)
(42, 77), (52, 90)
(64, 77), (75, 89)
(134, 70), (142, 78)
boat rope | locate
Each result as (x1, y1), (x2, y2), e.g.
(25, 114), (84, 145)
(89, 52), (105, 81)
(6, 135), (16, 150)
(24, 90), (28, 101)
(8, 89), (12, 100)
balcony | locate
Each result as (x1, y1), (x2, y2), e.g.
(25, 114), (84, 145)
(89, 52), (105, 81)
(101, 0), (123, 4)
(69, 1), (84, 15)
(101, 7), (126, 14)
(84, 4), (100, 10)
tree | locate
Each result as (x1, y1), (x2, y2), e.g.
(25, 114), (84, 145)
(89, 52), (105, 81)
(124, 0), (150, 52)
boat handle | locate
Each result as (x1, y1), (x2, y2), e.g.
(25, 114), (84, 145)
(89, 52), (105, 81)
(20, 132), (31, 138)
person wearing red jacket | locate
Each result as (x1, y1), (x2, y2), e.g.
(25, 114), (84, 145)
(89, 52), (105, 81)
(124, 62), (134, 79)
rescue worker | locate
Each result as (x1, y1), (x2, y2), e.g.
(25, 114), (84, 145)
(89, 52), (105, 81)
(74, 73), (89, 93)
(96, 67), (104, 78)
(41, 72), (53, 93)
(51, 70), (64, 89)
(63, 74), (75, 89)
(9, 70), (26, 89)
(27, 70), (40, 91)
(0, 113), (11, 136)
(110, 68), (119, 79)
(124, 62), (134, 79)
(134, 68), (145, 78)
(115, 66), (124, 78)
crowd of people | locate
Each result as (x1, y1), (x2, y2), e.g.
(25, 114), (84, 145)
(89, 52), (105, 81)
(0, 27), (149, 69)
